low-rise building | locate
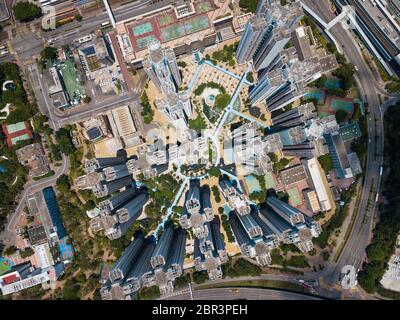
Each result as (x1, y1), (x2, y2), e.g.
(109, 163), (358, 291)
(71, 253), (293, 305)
(0, 262), (64, 296)
(16, 143), (50, 178)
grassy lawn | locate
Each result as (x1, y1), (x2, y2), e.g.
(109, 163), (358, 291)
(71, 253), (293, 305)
(285, 255), (310, 269)
(196, 279), (308, 294)
(189, 113), (207, 130)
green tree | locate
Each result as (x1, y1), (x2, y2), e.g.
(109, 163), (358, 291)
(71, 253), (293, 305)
(239, 0), (259, 13)
(318, 154), (333, 172)
(83, 96), (91, 104)
(3, 246), (17, 256)
(271, 248), (285, 265)
(246, 72), (254, 83)
(192, 271), (209, 284)
(385, 81), (400, 93)
(335, 109), (349, 123)
(207, 167), (221, 177)
(140, 90), (154, 124)
(41, 46), (58, 61)
(13, 2), (42, 22)
(138, 286), (160, 300)
(352, 103), (362, 122)
(56, 174), (71, 194)
(55, 127), (75, 155)
(215, 93), (231, 110)
(20, 247), (34, 258)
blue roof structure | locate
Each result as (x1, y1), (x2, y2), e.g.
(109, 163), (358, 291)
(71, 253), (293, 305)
(42, 187), (67, 239)
(87, 127), (102, 141)
(81, 46), (96, 56)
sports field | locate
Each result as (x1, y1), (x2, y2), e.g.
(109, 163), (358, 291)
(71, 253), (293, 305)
(324, 78), (341, 90)
(6, 122), (26, 134)
(137, 35), (157, 49)
(0, 257), (13, 275)
(316, 96), (354, 118)
(59, 238), (74, 260)
(184, 15), (209, 33)
(305, 89), (325, 104)
(161, 24), (186, 42)
(264, 172), (275, 189)
(288, 187), (302, 207)
(160, 14), (210, 42)
(157, 13), (175, 27)
(133, 22), (153, 36)
(196, 0), (213, 13)
(330, 98), (354, 113)
(59, 60), (84, 101)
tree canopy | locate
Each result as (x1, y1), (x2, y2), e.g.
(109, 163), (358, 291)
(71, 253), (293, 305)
(55, 127), (75, 155)
(13, 2), (42, 22)
(215, 93), (231, 110)
(41, 46), (58, 61)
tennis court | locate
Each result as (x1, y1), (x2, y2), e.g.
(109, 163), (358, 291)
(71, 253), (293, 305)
(288, 187), (302, 207)
(0, 257), (14, 275)
(137, 35), (157, 49)
(264, 172), (276, 189)
(324, 78), (341, 90)
(330, 98), (354, 114)
(196, 1), (213, 13)
(161, 24), (186, 42)
(184, 15), (209, 34)
(305, 89), (325, 104)
(11, 134), (30, 145)
(59, 238), (74, 260)
(59, 60), (84, 101)
(132, 22), (153, 36)
(6, 122), (26, 134)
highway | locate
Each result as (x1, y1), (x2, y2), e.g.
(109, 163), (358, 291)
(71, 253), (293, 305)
(161, 287), (322, 301)
(302, 0), (385, 287)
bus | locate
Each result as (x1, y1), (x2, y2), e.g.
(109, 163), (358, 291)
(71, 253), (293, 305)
(375, 193), (379, 203)
(101, 21), (111, 28)
(379, 166), (383, 176)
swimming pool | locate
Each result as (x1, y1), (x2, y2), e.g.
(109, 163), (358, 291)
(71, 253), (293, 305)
(244, 175), (261, 194)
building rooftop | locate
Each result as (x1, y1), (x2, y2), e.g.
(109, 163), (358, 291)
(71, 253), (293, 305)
(27, 225), (48, 246)
(280, 165), (308, 186)
(15, 143), (50, 177)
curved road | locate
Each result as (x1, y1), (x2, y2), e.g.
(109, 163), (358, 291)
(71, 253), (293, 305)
(0, 154), (69, 246)
(302, 0), (386, 287)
